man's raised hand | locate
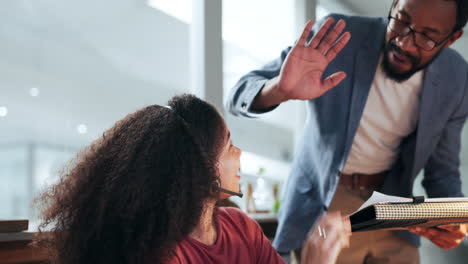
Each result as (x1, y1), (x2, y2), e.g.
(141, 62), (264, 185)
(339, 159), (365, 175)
(276, 18), (351, 101)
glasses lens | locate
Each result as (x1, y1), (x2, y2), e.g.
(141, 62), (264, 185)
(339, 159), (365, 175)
(389, 18), (436, 51)
(414, 35), (435, 51)
(389, 18), (406, 34)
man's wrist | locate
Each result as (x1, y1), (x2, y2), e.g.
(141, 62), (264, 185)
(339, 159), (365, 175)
(251, 77), (287, 110)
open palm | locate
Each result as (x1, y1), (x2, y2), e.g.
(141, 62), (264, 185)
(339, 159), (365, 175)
(278, 18), (351, 101)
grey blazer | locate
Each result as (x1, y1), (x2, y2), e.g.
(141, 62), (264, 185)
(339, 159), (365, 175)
(226, 14), (468, 252)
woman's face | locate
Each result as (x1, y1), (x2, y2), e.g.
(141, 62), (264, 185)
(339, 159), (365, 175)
(217, 125), (242, 199)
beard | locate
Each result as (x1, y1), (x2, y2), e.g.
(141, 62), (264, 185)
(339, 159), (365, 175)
(381, 41), (440, 83)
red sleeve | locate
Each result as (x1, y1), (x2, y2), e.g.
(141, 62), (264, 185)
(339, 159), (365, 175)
(222, 208), (285, 264)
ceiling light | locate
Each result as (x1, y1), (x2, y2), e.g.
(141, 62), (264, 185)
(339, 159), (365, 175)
(77, 124), (87, 134)
(29, 87), (40, 97)
(0, 106), (8, 117)
(147, 0), (191, 23)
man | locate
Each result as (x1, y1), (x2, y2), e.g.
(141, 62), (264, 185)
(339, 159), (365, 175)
(226, 0), (468, 263)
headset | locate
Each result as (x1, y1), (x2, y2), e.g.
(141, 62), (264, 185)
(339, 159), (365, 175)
(214, 180), (243, 198)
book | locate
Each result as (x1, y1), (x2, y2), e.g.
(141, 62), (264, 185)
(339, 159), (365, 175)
(350, 192), (468, 232)
(0, 220), (29, 233)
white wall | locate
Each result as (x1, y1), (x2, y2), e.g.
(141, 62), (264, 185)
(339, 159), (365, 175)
(0, 0), (190, 147)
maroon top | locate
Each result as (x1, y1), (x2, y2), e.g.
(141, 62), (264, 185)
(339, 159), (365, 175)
(169, 207), (285, 264)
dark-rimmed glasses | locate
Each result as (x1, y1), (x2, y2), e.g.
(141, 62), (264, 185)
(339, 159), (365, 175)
(387, 16), (454, 51)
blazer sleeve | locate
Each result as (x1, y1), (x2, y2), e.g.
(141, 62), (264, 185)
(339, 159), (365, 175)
(224, 16), (331, 118)
(224, 46), (291, 117)
(422, 68), (468, 198)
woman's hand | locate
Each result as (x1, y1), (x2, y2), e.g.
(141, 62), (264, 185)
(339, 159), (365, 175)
(301, 211), (351, 264)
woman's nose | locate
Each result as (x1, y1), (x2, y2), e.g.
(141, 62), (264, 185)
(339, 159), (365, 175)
(236, 146), (242, 156)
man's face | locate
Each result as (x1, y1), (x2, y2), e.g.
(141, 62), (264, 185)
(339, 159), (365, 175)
(383, 0), (461, 82)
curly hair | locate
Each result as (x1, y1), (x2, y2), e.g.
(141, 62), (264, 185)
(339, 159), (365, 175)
(35, 94), (227, 264)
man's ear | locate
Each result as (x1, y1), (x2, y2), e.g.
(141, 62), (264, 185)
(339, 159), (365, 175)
(444, 30), (464, 48)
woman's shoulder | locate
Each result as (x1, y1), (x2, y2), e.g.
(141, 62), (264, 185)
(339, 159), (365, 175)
(217, 206), (257, 228)
(217, 206), (264, 247)
(218, 206), (247, 220)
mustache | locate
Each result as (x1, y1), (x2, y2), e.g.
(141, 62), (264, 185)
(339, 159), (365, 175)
(386, 41), (420, 65)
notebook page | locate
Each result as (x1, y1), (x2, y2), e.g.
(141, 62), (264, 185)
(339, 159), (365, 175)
(357, 191), (468, 211)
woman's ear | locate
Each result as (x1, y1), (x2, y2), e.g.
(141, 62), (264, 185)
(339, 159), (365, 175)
(210, 179), (221, 195)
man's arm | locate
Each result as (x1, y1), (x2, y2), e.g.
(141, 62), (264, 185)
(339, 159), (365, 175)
(225, 47), (291, 117)
(410, 68), (468, 249)
(422, 113), (467, 198)
(422, 67), (468, 198)
(226, 18), (351, 117)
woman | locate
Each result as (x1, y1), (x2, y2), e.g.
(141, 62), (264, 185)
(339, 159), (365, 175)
(35, 94), (350, 264)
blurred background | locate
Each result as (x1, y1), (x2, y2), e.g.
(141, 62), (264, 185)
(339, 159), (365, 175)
(1, 0), (468, 262)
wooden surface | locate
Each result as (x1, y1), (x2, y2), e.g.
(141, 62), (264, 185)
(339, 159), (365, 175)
(0, 233), (33, 243)
(0, 221), (28, 233)
(0, 212), (276, 263)
(0, 240), (49, 264)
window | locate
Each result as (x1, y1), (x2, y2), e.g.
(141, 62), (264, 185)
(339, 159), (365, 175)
(0, 1), (191, 229)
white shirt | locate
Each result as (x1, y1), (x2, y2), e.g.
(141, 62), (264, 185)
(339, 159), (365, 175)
(342, 56), (424, 174)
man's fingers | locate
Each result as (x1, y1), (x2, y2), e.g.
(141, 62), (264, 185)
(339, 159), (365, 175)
(428, 227), (465, 239)
(430, 235), (463, 250)
(317, 19), (346, 53)
(325, 32), (351, 61)
(298, 20), (315, 46)
(321, 72), (347, 92)
(438, 224), (461, 232)
(410, 227), (445, 238)
(308, 17), (335, 48)
(410, 227), (466, 249)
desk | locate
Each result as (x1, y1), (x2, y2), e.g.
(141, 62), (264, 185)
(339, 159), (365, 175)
(0, 213), (278, 263)
(248, 213), (278, 238)
(0, 237), (49, 264)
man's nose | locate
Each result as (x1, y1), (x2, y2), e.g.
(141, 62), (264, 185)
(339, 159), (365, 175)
(396, 32), (418, 55)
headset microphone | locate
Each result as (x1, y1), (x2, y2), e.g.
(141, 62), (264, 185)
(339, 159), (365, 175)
(218, 187), (244, 198)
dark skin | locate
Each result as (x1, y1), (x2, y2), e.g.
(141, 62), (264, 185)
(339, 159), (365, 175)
(250, 0), (466, 250)
(384, 0), (463, 76)
(386, 0), (466, 250)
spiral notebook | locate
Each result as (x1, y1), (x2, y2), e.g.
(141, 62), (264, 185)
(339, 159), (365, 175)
(350, 192), (468, 232)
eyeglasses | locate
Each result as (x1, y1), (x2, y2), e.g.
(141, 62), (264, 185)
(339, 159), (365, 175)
(387, 16), (453, 51)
